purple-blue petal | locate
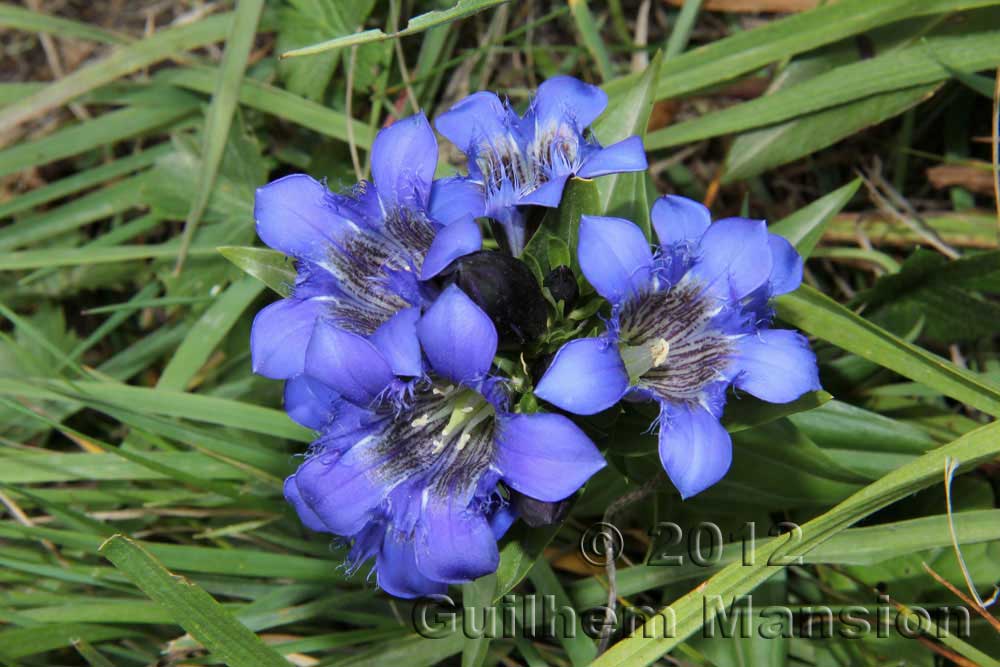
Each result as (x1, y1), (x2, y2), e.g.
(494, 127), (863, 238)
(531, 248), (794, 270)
(288, 449), (389, 536)
(414, 499), (499, 584)
(378, 531), (448, 598)
(283, 374), (338, 430)
(283, 473), (328, 533)
(690, 217), (773, 302)
(489, 503), (518, 540)
(576, 136), (647, 178)
(250, 298), (326, 379)
(578, 215), (654, 304)
(766, 234), (804, 296)
(371, 113), (437, 210)
(416, 284), (497, 385)
(435, 91), (514, 155)
(420, 219), (482, 280)
(535, 337), (629, 415)
(429, 176), (485, 226)
(733, 329), (820, 403)
(526, 75), (607, 134)
(651, 195), (711, 248)
(370, 307), (423, 377)
(658, 401), (733, 499)
(304, 321), (394, 406)
(254, 174), (352, 264)
(496, 413), (606, 501)
(517, 173), (570, 208)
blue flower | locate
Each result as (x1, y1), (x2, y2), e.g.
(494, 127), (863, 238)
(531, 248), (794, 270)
(534, 196), (820, 499)
(283, 285), (606, 597)
(250, 113), (484, 384)
(435, 76), (648, 254)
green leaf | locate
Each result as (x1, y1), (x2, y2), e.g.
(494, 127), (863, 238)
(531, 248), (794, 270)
(0, 12), (235, 129)
(724, 85), (937, 181)
(157, 65), (376, 147)
(99, 535), (290, 667)
(281, 0), (508, 58)
(768, 178), (861, 257)
(156, 277), (265, 391)
(461, 573), (497, 667)
(0, 3), (127, 44)
(219, 246), (296, 297)
(0, 98), (198, 180)
(527, 560), (596, 666)
(647, 22), (1000, 150)
(721, 390), (832, 434)
(175, 0), (265, 271)
(590, 419), (1000, 665)
(776, 285), (1000, 418)
(522, 178), (600, 280)
(593, 50), (663, 238)
(494, 519), (571, 601)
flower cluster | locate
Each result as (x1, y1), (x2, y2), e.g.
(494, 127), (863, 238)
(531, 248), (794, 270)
(249, 76), (820, 598)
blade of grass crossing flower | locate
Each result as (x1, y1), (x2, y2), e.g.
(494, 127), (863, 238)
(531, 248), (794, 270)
(157, 277), (264, 391)
(776, 286), (1000, 417)
(768, 178), (861, 257)
(218, 246), (295, 297)
(591, 419), (1000, 666)
(99, 535), (290, 667)
(0, 12), (235, 131)
(175, 0), (265, 273)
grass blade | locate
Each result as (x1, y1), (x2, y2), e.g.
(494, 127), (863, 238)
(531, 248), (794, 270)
(175, 0), (265, 271)
(99, 535), (290, 667)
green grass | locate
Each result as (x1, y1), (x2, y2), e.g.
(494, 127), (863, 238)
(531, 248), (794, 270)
(1, 1), (999, 666)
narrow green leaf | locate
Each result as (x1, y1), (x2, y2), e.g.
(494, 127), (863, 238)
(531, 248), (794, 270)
(218, 246), (296, 297)
(568, 0), (614, 81)
(523, 178), (600, 279)
(0, 13), (234, 130)
(461, 573), (497, 667)
(528, 560), (596, 666)
(647, 25), (1000, 150)
(99, 535), (290, 667)
(0, 4), (127, 44)
(769, 178), (861, 257)
(157, 66), (375, 147)
(591, 419), (1000, 665)
(175, 0), (265, 271)
(776, 286), (1000, 417)
(157, 277), (264, 391)
(594, 51), (663, 237)
(280, 0), (507, 57)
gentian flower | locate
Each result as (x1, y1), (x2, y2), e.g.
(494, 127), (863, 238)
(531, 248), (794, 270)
(434, 76), (648, 255)
(283, 285), (606, 598)
(534, 196), (820, 499)
(250, 113), (484, 385)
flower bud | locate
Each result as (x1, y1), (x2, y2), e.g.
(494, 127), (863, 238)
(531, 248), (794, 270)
(544, 265), (579, 315)
(511, 491), (573, 527)
(438, 251), (547, 347)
